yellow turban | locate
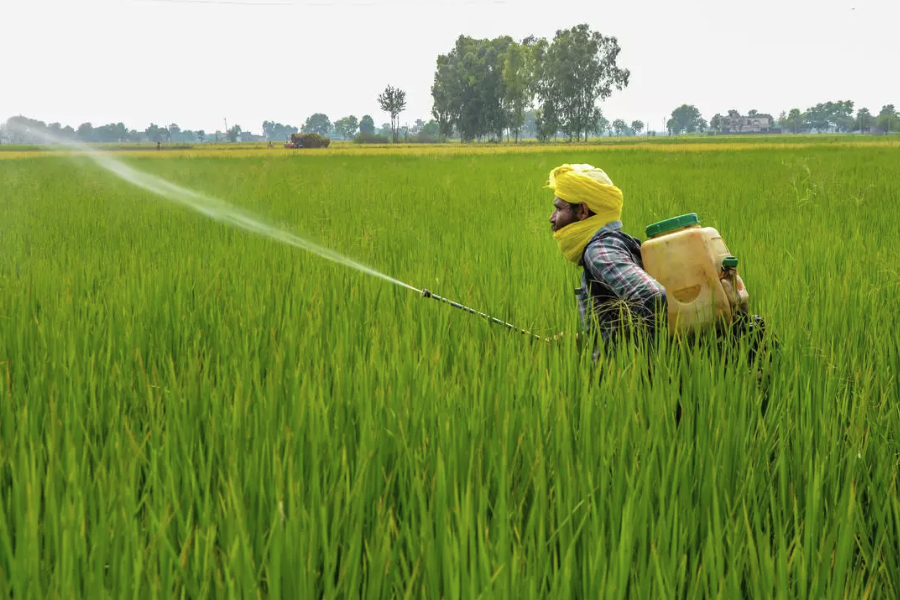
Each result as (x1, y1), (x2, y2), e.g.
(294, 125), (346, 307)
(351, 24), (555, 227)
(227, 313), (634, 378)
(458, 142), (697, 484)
(547, 164), (624, 264)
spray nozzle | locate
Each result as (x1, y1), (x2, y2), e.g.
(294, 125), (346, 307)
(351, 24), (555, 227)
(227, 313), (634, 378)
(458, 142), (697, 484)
(421, 289), (433, 299)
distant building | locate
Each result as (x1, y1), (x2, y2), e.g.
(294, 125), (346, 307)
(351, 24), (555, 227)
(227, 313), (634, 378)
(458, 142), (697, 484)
(238, 132), (265, 142)
(720, 114), (773, 134)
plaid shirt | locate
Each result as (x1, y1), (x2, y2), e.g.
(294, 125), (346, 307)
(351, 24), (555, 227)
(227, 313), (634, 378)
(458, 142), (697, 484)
(575, 221), (667, 352)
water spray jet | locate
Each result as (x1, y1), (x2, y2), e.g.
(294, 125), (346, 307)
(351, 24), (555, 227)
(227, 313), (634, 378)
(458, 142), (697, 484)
(11, 124), (546, 342)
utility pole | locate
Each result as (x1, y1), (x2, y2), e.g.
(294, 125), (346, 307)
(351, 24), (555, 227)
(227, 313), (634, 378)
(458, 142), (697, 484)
(224, 118), (229, 142)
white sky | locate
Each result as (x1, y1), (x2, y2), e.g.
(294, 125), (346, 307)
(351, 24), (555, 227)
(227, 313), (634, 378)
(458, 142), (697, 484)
(2, 0), (896, 134)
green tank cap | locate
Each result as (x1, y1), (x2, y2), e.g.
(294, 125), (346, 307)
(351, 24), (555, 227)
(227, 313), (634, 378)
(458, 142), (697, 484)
(645, 213), (700, 238)
(722, 256), (739, 268)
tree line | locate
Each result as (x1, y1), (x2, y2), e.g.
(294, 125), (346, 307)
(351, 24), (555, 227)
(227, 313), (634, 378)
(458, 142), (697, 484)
(666, 102), (900, 135)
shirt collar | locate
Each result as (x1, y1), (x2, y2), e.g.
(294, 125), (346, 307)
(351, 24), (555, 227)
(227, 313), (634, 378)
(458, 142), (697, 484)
(589, 220), (622, 241)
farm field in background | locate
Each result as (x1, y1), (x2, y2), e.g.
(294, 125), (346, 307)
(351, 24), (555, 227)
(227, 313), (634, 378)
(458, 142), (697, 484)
(1, 141), (899, 598)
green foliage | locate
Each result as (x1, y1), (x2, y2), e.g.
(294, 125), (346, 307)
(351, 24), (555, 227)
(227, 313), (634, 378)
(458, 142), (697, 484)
(359, 114), (376, 135)
(378, 85), (407, 143)
(1, 143), (900, 597)
(537, 25), (629, 141)
(333, 115), (359, 140)
(226, 124), (242, 143)
(432, 26), (629, 143)
(804, 100), (855, 132)
(669, 104), (704, 134)
(301, 113), (332, 136)
(877, 104), (898, 132)
(353, 131), (390, 144)
(289, 132), (330, 148)
(262, 120), (299, 141)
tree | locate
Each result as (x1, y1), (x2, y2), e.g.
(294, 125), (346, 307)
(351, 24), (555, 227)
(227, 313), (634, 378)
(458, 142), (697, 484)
(501, 40), (534, 142)
(786, 108), (803, 133)
(666, 118), (682, 135)
(631, 120), (644, 135)
(592, 112), (610, 137)
(145, 123), (165, 143)
(262, 121), (299, 141)
(433, 36), (516, 142)
(856, 108), (874, 132)
(378, 85), (407, 143)
(877, 105), (898, 133)
(420, 120), (442, 138)
(302, 113), (332, 136)
(333, 115), (359, 140)
(612, 119), (627, 137)
(359, 115), (375, 135)
(227, 125), (242, 143)
(197, 130), (206, 143)
(537, 24), (629, 141)
(76, 122), (95, 142)
(710, 114), (723, 132)
(804, 101), (855, 132)
(668, 105), (704, 134)
(168, 123), (181, 141)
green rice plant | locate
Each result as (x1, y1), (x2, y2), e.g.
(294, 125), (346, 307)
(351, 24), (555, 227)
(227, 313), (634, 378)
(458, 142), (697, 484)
(0, 144), (898, 598)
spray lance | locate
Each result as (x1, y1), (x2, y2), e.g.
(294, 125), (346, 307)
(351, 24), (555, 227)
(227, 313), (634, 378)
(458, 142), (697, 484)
(419, 289), (548, 342)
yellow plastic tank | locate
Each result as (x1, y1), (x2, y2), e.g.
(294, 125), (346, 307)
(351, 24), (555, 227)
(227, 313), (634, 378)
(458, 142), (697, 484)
(640, 213), (749, 337)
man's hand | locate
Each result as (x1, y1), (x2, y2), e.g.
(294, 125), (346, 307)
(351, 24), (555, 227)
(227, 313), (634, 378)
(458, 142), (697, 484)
(551, 332), (581, 343)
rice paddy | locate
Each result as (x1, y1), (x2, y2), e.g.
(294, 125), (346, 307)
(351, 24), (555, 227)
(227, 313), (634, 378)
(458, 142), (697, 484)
(1, 138), (898, 598)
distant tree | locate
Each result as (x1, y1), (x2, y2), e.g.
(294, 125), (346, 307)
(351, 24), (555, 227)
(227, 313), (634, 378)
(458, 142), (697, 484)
(262, 120), (298, 141)
(432, 36), (515, 142)
(747, 109), (759, 117)
(856, 108), (874, 132)
(710, 113), (723, 132)
(666, 117), (682, 135)
(359, 115), (375, 135)
(197, 130), (206, 143)
(631, 120), (644, 135)
(76, 122), (95, 142)
(168, 123), (181, 141)
(421, 119), (442, 138)
(593, 112), (610, 137)
(804, 101), (855, 132)
(501, 41), (534, 142)
(302, 113), (332, 136)
(378, 123), (392, 137)
(727, 109), (741, 118)
(612, 119), (627, 136)
(669, 104), (704, 134)
(145, 123), (164, 143)
(877, 105), (898, 133)
(378, 85), (407, 143)
(227, 125), (242, 143)
(95, 122), (128, 143)
(786, 108), (803, 133)
(333, 115), (359, 140)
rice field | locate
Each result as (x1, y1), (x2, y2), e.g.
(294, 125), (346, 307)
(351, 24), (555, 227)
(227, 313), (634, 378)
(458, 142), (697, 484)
(1, 140), (899, 598)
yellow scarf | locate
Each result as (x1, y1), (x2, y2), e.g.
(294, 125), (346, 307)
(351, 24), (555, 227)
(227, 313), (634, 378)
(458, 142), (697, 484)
(547, 164), (624, 263)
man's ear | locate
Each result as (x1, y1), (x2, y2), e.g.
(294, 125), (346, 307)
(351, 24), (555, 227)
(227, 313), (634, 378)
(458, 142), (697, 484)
(579, 204), (591, 220)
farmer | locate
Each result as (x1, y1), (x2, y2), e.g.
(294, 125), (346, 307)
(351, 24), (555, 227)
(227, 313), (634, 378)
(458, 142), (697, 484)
(548, 164), (667, 359)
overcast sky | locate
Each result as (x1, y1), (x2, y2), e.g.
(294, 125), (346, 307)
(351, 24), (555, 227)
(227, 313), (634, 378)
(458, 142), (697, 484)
(2, 0), (896, 134)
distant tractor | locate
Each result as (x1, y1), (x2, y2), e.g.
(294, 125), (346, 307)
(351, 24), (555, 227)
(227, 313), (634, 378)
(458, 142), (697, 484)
(284, 132), (331, 149)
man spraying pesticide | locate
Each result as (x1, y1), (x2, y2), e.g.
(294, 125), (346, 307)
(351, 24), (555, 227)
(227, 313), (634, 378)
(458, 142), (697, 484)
(546, 163), (772, 365)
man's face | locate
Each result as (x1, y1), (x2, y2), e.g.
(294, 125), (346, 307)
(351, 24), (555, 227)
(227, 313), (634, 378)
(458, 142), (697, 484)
(549, 197), (588, 233)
